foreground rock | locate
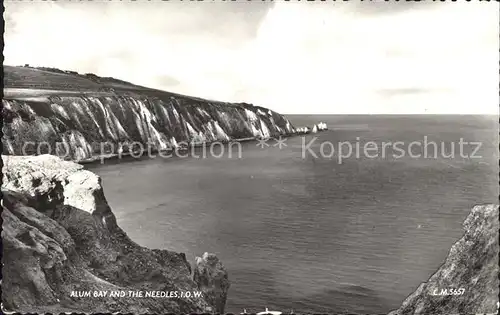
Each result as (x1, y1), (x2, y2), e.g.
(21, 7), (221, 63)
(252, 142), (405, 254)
(1, 154), (229, 313)
(193, 253), (230, 314)
(389, 204), (499, 315)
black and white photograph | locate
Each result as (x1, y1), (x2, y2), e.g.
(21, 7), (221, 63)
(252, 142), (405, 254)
(1, 0), (499, 314)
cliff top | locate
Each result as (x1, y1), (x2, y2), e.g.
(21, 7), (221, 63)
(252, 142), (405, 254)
(3, 65), (252, 108)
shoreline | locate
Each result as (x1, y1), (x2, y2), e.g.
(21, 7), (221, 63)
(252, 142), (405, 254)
(3, 128), (330, 166)
(76, 133), (295, 165)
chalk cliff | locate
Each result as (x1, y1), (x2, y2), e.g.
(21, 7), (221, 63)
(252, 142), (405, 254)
(3, 65), (295, 161)
(389, 204), (499, 315)
(1, 154), (229, 313)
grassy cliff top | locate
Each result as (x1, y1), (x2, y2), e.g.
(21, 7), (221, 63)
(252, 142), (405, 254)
(3, 65), (253, 108)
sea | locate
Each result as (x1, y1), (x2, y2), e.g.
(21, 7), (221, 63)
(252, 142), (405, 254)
(85, 115), (499, 314)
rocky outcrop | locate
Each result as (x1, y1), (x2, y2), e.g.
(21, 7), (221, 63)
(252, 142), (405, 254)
(389, 204), (499, 315)
(295, 127), (310, 135)
(193, 253), (230, 314)
(1, 154), (229, 313)
(2, 65), (295, 162)
(295, 122), (328, 135)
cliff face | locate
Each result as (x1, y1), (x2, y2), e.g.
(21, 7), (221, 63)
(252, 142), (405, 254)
(1, 154), (229, 313)
(389, 204), (499, 315)
(2, 65), (295, 161)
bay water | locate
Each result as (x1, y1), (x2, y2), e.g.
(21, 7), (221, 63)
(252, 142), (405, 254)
(86, 115), (498, 314)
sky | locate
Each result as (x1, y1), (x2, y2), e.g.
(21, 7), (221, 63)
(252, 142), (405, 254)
(4, 0), (499, 114)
